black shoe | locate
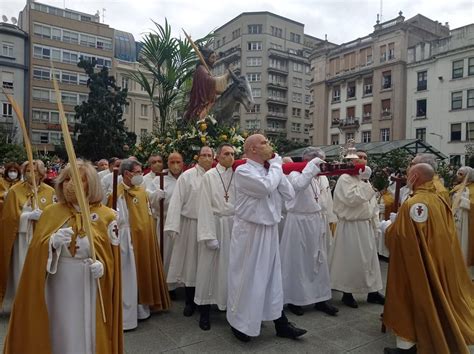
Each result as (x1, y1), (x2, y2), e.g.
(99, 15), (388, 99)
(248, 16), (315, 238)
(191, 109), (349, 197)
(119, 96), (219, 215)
(275, 322), (307, 339)
(383, 346), (417, 354)
(183, 303), (196, 317)
(342, 293), (358, 308)
(231, 326), (251, 342)
(287, 304), (304, 316)
(367, 292), (385, 305)
(314, 301), (339, 316)
(199, 313), (211, 331)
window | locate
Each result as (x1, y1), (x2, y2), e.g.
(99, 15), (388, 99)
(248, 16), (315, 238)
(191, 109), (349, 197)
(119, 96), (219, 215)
(362, 131), (371, 143)
(248, 24), (262, 34)
(382, 99), (391, 115)
(363, 104), (372, 122)
(329, 57), (341, 76)
(347, 81), (356, 98)
(293, 62), (303, 73)
(63, 30), (79, 44)
(62, 72), (78, 84)
(363, 77), (372, 95)
(270, 42), (283, 50)
(332, 86), (340, 102)
(121, 76), (129, 89)
(450, 123), (462, 141)
(380, 128), (390, 142)
(388, 43), (395, 60)
(343, 52), (356, 71)
(33, 67), (50, 81)
(32, 110), (49, 122)
(140, 104), (148, 116)
(305, 95), (311, 105)
(247, 104), (260, 113)
(33, 45), (50, 60)
(293, 77), (303, 88)
(2, 72), (13, 89)
(305, 80), (311, 89)
(267, 121), (281, 129)
(346, 132), (354, 141)
(33, 88), (50, 101)
(52, 48), (61, 61)
(80, 34), (96, 48)
(331, 134), (339, 145)
(469, 58), (474, 76)
(232, 29), (240, 40)
(61, 92), (77, 105)
(452, 60), (464, 79)
(290, 32), (301, 43)
(450, 155), (461, 166)
(78, 94), (88, 104)
(50, 132), (61, 145)
(292, 92), (302, 103)
(247, 41), (262, 51)
(268, 74), (286, 86)
(271, 26), (282, 38)
(467, 122), (474, 140)
(382, 71), (392, 89)
(451, 91), (463, 110)
(380, 45), (386, 62)
(246, 120), (260, 129)
(52, 28), (61, 41)
(2, 42), (14, 57)
(2, 102), (12, 117)
(304, 124), (310, 134)
(305, 109), (310, 119)
(269, 58), (286, 71)
(292, 108), (301, 117)
(291, 122), (301, 132)
(246, 73), (261, 82)
(32, 131), (49, 144)
(467, 89), (474, 108)
(62, 51), (78, 64)
(331, 109), (340, 125)
(416, 128), (426, 141)
(79, 74), (88, 85)
(247, 57), (262, 67)
(252, 88), (261, 98)
(33, 24), (51, 38)
(416, 99), (427, 117)
(346, 106), (355, 119)
(417, 71), (427, 91)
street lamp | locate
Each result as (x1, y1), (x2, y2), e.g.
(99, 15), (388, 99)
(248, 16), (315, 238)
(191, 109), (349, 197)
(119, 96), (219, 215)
(429, 132), (443, 139)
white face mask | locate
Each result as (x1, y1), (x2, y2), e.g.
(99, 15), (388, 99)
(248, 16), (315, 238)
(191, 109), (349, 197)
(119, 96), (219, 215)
(8, 171), (18, 180)
(131, 174), (143, 186)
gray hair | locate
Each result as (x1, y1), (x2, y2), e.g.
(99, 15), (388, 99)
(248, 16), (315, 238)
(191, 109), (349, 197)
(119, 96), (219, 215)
(412, 153), (438, 170)
(119, 159), (142, 175)
(302, 147), (325, 160)
(458, 166), (474, 183)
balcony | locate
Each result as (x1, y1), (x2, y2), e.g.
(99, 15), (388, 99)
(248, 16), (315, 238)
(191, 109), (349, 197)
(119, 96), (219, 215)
(380, 110), (392, 120)
(266, 96), (288, 105)
(268, 48), (288, 60)
(266, 112), (287, 120)
(339, 118), (360, 130)
(218, 46), (241, 63)
(362, 113), (372, 123)
(265, 127), (286, 135)
(267, 81), (288, 90)
(267, 66), (288, 75)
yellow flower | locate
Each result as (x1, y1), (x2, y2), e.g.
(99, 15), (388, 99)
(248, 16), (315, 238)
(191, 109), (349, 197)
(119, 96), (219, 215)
(220, 134), (228, 141)
(138, 145), (143, 151)
(165, 137), (172, 143)
(200, 136), (207, 143)
(242, 131), (249, 138)
(199, 123), (207, 132)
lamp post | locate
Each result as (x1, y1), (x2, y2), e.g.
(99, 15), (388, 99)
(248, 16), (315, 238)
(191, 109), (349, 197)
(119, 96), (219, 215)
(429, 132), (443, 151)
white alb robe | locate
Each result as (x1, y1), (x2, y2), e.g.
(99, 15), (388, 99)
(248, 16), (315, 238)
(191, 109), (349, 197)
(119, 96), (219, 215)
(45, 221), (117, 354)
(227, 160), (295, 337)
(2, 203), (34, 313)
(165, 165), (206, 287)
(116, 188), (148, 330)
(101, 172), (123, 204)
(280, 163), (332, 306)
(316, 175), (337, 259)
(453, 186), (472, 273)
(330, 174), (383, 294)
(195, 164), (235, 310)
(97, 169), (109, 180)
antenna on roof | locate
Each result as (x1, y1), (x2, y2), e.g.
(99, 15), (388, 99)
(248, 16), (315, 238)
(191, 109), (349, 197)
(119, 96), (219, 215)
(379, 0), (383, 22)
(102, 8), (106, 23)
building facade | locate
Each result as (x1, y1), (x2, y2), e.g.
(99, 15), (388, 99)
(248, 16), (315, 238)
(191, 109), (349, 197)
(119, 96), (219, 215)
(0, 22), (28, 143)
(18, 0), (115, 152)
(309, 13), (450, 147)
(406, 24), (474, 166)
(213, 12), (325, 142)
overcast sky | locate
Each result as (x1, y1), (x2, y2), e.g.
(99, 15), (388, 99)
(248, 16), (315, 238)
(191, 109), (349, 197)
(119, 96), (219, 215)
(2, 0), (473, 44)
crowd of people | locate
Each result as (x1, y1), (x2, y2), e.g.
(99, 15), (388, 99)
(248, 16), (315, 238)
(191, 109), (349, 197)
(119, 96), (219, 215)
(0, 134), (473, 354)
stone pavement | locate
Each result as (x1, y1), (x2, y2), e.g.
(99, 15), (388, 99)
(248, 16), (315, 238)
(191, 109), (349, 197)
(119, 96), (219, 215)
(1, 261), (472, 353)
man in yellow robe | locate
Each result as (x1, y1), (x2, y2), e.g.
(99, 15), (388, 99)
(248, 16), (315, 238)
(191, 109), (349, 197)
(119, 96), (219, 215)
(0, 160), (55, 309)
(3, 161), (123, 354)
(108, 159), (170, 329)
(383, 163), (474, 354)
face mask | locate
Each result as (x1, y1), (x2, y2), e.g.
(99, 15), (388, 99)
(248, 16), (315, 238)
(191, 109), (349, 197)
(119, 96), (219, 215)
(198, 157), (213, 171)
(131, 174), (143, 186)
(8, 171), (18, 180)
(64, 182), (77, 204)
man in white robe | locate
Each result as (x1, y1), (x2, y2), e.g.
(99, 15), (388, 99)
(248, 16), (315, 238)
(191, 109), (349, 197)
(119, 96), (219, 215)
(165, 146), (213, 317)
(195, 143), (236, 331)
(330, 150), (385, 308)
(280, 147), (338, 317)
(143, 154), (164, 189)
(147, 152), (184, 295)
(101, 158), (122, 204)
(227, 134), (306, 342)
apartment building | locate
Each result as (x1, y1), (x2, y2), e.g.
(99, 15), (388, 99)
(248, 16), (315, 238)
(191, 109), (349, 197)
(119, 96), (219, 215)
(213, 12), (326, 142)
(18, 0), (114, 152)
(0, 22), (28, 143)
(309, 12), (450, 146)
(406, 24), (474, 166)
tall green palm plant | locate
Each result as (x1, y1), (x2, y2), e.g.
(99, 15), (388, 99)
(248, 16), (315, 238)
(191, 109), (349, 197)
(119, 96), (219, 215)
(127, 19), (212, 134)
